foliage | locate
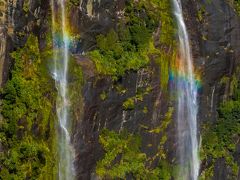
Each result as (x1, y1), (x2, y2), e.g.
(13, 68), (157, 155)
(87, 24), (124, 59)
(123, 98), (135, 110)
(96, 129), (146, 179)
(68, 0), (80, 6)
(148, 107), (173, 135)
(89, 0), (176, 88)
(100, 91), (107, 101)
(155, 51), (176, 90)
(97, 107), (174, 179)
(0, 35), (57, 179)
(122, 86), (152, 111)
(233, 0), (240, 15)
(89, 29), (149, 80)
(96, 129), (173, 180)
(138, 0), (176, 46)
(200, 83), (240, 179)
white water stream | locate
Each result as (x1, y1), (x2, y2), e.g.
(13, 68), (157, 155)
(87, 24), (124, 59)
(50, 0), (200, 179)
(51, 0), (75, 179)
(172, 0), (200, 179)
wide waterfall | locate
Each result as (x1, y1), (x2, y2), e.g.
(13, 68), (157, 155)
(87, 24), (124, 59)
(51, 0), (75, 179)
(172, 0), (200, 179)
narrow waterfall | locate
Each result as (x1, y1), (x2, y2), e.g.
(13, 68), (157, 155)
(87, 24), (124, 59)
(51, 0), (75, 179)
(172, 0), (200, 179)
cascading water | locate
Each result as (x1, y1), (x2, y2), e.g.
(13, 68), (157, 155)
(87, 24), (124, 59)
(172, 0), (200, 179)
(51, 0), (75, 179)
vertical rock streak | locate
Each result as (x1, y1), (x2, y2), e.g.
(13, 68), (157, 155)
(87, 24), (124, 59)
(172, 0), (200, 179)
(51, 0), (75, 179)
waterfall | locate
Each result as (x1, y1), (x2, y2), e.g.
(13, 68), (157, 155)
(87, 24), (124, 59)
(51, 0), (75, 179)
(172, 0), (200, 179)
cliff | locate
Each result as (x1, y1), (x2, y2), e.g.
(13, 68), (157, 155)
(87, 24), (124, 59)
(0, 0), (240, 179)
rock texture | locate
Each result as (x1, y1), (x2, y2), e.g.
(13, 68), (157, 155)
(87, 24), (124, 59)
(72, 56), (172, 179)
(70, 0), (240, 179)
(1, 0), (240, 179)
(183, 0), (240, 121)
(184, 0), (240, 179)
(69, 0), (125, 53)
(0, 0), (50, 87)
(0, 0), (11, 87)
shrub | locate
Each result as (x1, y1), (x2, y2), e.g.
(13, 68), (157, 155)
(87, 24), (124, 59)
(0, 35), (56, 179)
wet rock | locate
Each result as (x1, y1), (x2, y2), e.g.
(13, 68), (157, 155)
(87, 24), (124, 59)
(72, 57), (172, 179)
(184, 0), (240, 178)
(184, 0), (240, 122)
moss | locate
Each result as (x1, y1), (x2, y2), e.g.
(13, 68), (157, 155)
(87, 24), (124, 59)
(96, 129), (174, 180)
(0, 35), (57, 179)
(89, 0), (176, 89)
(115, 84), (128, 95)
(96, 129), (146, 179)
(96, 106), (175, 179)
(148, 107), (173, 135)
(67, 0), (80, 6)
(143, 106), (148, 114)
(148, 107), (173, 162)
(138, 0), (176, 90)
(138, 0), (176, 46)
(100, 91), (107, 101)
(67, 55), (84, 126)
(233, 0), (240, 15)
(123, 98), (135, 110)
(155, 52), (176, 91)
(23, 0), (30, 12)
(89, 29), (149, 80)
(122, 86), (152, 111)
(200, 79), (240, 179)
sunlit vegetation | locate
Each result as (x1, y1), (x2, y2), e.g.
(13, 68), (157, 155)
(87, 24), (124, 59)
(96, 107), (174, 179)
(200, 73), (240, 179)
(89, 27), (150, 80)
(0, 35), (57, 179)
(234, 0), (240, 14)
(89, 0), (176, 89)
(96, 129), (174, 180)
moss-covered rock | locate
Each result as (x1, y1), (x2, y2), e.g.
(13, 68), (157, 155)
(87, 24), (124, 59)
(0, 35), (57, 179)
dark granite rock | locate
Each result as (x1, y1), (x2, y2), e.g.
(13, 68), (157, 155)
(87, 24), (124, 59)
(72, 56), (172, 179)
(1, 0), (240, 179)
(184, 0), (240, 179)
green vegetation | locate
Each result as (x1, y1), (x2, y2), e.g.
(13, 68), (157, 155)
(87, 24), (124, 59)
(148, 107), (173, 162)
(89, 29), (149, 80)
(23, 0), (29, 12)
(200, 73), (240, 179)
(143, 106), (148, 114)
(68, 0), (80, 6)
(197, 6), (206, 23)
(123, 98), (135, 110)
(100, 91), (107, 101)
(122, 86), (153, 111)
(234, 0), (240, 15)
(227, 0), (240, 15)
(67, 55), (84, 120)
(96, 129), (173, 180)
(89, 0), (176, 90)
(0, 35), (57, 179)
(96, 129), (146, 179)
(96, 107), (174, 179)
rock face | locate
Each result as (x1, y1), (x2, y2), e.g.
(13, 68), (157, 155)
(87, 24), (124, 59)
(184, 0), (240, 179)
(184, 0), (240, 122)
(69, 0), (126, 53)
(1, 0), (240, 179)
(0, 0), (50, 87)
(71, 0), (240, 179)
(0, 0), (11, 87)
(73, 56), (172, 179)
